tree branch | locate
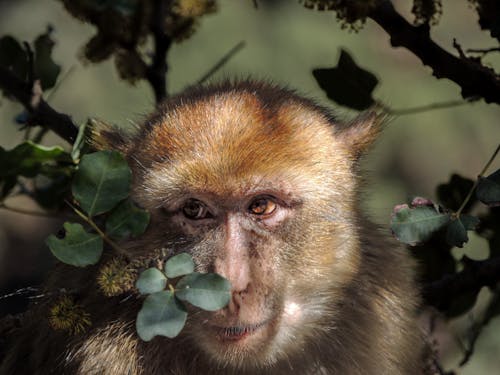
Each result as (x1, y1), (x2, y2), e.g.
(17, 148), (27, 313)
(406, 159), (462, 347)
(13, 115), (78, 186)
(422, 255), (500, 311)
(145, 0), (173, 103)
(369, 0), (500, 105)
(196, 41), (246, 86)
(0, 66), (78, 144)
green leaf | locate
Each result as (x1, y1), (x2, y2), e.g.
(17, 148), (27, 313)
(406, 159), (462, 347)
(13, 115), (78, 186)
(460, 215), (480, 231)
(312, 49), (378, 110)
(72, 150), (131, 216)
(165, 253), (195, 278)
(446, 217), (468, 248)
(105, 199), (150, 240)
(136, 291), (187, 341)
(445, 214), (480, 248)
(0, 141), (71, 178)
(0, 35), (28, 84)
(176, 273), (231, 311)
(33, 29), (61, 90)
(136, 268), (167, 295)
(391, 205), (450, 245)
(476, 169), (500, 207)
(45, 222), (103, 267)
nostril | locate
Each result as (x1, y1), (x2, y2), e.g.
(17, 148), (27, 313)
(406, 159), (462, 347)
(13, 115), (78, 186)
(227, 284), (251, 314)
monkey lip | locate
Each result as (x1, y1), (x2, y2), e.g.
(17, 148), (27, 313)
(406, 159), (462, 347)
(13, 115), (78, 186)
(214, 320), (269, 342)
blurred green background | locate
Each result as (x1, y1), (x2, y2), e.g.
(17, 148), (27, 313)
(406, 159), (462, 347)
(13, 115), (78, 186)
(0, 0), (499, 373)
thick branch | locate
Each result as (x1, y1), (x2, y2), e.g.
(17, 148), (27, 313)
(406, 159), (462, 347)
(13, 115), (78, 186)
(145, 0), (172, 103)
(369, 1), (500, 105)
(0, 67), (78, 144)
(423, 256), (500, 310)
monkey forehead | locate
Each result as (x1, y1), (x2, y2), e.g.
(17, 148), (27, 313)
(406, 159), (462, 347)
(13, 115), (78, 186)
(138, 90), (352, 197)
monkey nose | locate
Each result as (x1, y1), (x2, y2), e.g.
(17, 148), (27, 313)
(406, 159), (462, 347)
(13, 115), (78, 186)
(227, 288), (249, 315)
(214, 256), (251, 296)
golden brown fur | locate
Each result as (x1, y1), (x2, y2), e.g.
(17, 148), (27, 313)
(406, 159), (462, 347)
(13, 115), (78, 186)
(1, 81), (422, 374)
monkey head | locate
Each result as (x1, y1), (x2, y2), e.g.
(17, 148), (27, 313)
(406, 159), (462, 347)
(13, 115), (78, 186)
(94, 81), (386, 371)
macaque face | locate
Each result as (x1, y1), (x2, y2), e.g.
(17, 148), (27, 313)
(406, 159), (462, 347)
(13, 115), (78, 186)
(126, 87), (362, 369)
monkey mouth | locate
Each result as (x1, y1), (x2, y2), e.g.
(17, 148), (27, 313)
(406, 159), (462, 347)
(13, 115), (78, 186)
(214, 320), (269, 342)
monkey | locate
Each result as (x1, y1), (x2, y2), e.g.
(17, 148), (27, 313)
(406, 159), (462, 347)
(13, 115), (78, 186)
(0, 80), (423, 374)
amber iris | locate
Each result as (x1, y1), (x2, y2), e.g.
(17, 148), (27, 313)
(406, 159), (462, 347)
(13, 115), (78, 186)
(249, 198), (276, 216)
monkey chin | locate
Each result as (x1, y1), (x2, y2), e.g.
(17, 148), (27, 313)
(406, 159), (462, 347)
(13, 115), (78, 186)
(193, 299), (304, 371)
(195, 317), (280, 370)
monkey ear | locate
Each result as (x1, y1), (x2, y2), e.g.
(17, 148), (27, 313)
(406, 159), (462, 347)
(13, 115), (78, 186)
(335, 110), (387, 159)
(88, 118), (133, 154)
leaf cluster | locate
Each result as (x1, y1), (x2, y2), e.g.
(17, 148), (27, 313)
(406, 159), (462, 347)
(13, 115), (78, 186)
(0, 28), (61, 94)
(45, 149), (149, 267)
(468, 0), (500, 42)
(135, 254), (231, 340)
(299, 0), (378, 31)
(0, 141), (73, 209)
(59, 0), (217, 83)
(391, 167), (500, 318)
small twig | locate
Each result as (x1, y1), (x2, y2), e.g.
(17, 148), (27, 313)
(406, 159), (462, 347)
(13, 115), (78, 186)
(456, 143), (500, 217)
(386, 98), (476, 116)
(452, 39), (466, 59)
(31, 67), (76, 144)
(0, 287), (40, 301)
(65, 200), (131, 261)
(0, 66), (78, 143)
(459, 314), (479, 367)
(196, 41), (246, 86)
(467, 47), (500, 55)
(369, 0), (500, 104)
(459, 291), (500, 366)
(45, 65), (77, 103)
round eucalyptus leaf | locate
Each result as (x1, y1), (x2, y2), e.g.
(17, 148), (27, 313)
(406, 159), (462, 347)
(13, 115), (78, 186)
(476, 170), (500, 207)
(446, 218), (468, 248)
(136, 268), (167, 295)
(136, 291), (187, 341)
(105, 199), (150, 240)
(176, 273), (231, 311)
(391, 205), (450, 246)
(460, 215), (480, 231)
(72, 150), (131, 216)
(165, 253), (195, 278)
(45, 222), (103, 267)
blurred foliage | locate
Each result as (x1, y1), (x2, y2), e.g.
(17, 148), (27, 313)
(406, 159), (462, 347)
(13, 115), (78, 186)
(59, 0), (216, 83)
(0, 27), (61, 92)
(468, 0), (500, 41)
(313, 49), (378, 110)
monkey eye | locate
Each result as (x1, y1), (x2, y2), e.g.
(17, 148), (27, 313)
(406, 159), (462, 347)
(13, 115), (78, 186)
(182, 199), (211, 220)
(248, 197), (277, 216)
